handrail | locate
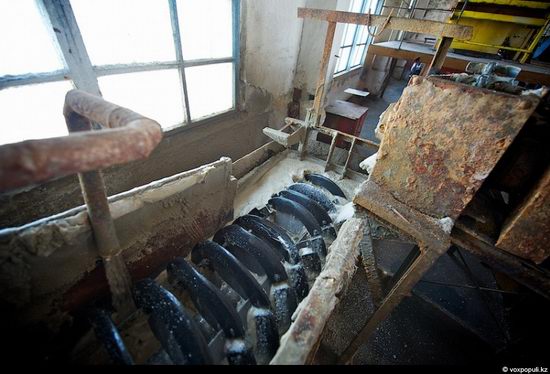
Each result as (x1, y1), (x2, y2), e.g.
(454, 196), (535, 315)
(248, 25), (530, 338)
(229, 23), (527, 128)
(0, 89), (163, 318)
(0, 89), (162, 192)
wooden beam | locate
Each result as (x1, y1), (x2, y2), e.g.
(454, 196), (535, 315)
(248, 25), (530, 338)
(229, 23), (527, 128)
(421, 36), (453, 76)
(364, 43), (550, 86)
(312, 21), (337, 125)
(297, 8), (473, 40)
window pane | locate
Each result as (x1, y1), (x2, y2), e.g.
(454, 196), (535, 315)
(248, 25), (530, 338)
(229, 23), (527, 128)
(336, 47), (351, 73)
(350, 0), (364, 12)
(98, 70), (184, 129)
(71, 0), (175, 65)
(185, 63), (233, 120)
(0, 81), (73, 145)
(368, 0), (378, 13)
(177, 0), (232, 60)
(357, 26), (369, 44)
(351, 45), (366, 67)
(343, 24), (357, 46)
(0, 0), (65, 76)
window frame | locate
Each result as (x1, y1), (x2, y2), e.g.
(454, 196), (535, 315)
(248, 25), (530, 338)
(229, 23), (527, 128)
(334, 0), (381, 77)
(0, 0), (240, 135)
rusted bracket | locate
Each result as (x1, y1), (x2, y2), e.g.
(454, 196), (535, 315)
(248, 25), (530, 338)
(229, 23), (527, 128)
(262, 126), (306, 148)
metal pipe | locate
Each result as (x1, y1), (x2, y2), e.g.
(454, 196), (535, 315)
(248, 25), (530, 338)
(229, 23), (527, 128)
(0, 89), (162, 192)
(520, 18), (550, 63)
(60, 90), (164, 318)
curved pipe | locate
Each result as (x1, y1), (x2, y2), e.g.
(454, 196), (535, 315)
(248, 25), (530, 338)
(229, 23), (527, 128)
(279, 190), (337, 239)
(304, 173), (346, 198)
(288, 183), (336, 212)
(88, 308), (134, 365)
(191, 241), (271, 309)
(167, 258), (246, 339)
(234, 215), (300, 264)
(213, 225), (289, 284)
(133, 279), (213, 365)
(0, 89), (162, 192)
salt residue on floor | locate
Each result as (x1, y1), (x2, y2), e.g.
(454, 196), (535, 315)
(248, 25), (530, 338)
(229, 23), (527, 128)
(233, 151), (364, 219)
(334, 202), (355, 224)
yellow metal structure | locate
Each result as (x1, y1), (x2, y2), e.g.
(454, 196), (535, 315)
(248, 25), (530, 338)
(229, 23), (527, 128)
(448, 0), (550, 63)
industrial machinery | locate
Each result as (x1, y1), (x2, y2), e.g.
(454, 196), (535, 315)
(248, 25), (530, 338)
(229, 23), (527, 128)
(0, 7), (549, 366)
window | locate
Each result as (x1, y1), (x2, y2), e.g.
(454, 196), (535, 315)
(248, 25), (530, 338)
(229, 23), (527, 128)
(0, 0), (239, 146)
(334, 0), (379, 75)
(0, 0), (73, 144)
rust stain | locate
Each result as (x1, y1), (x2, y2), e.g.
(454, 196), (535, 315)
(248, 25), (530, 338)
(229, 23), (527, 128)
(62, 211), (222, 312)
(370, 76), (539, 220)
(497, 166), (550, 264)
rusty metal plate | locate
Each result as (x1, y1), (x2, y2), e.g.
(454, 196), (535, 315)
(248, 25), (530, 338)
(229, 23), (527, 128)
(497, 166), (550, 264)
(369, 76), (539, 220)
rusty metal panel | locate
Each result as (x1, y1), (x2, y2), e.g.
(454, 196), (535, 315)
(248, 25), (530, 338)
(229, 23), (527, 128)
(496, 166), (550, 264)
(369, 76), (539, 220)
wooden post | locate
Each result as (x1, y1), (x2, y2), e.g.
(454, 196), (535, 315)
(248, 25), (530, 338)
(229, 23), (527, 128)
(379, 57), (398, 98)
(312, 21), (337, 126)
(421, 36), (453, 76)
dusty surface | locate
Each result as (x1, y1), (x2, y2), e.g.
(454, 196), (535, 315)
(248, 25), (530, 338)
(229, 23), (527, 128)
(0, 111), (269, 228)
(370, 76), (539, 220)
(234, 151), (362, 219)
(270, 217), (366, 364)
(0, 158), (236, 330)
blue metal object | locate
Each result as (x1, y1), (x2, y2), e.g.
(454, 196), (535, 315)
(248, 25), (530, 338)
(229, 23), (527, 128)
(88, 308), (134, 365)
(213, 225), (289, 283)
(234, 214), (301, 264)
(304, 173), (347, 198)
(288, 183), (336, 212)
(167, 258), (256, 365)
(279, 189), (337, 239)
(191, 240), (271, 309)
(133, 279), (213, 365)
(268, 196), (327, 258)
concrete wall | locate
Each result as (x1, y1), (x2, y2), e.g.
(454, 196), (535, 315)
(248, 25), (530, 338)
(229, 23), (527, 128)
(241, 0), (307, 127)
